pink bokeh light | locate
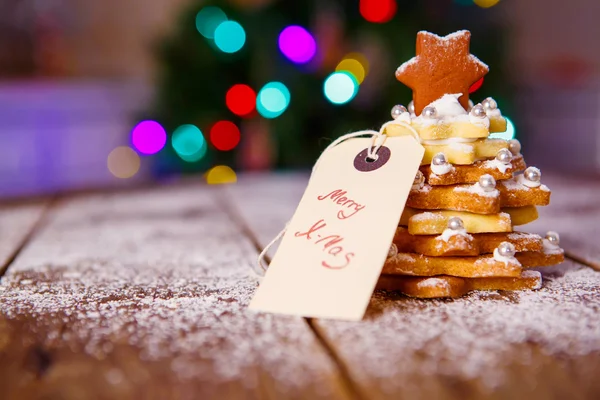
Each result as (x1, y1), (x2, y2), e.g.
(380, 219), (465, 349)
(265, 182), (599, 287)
(278, 26), (317, 64)
(131, 120), (167, 155)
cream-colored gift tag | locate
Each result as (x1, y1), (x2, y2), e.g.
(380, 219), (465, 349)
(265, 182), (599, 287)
(250, 135), (424, 320)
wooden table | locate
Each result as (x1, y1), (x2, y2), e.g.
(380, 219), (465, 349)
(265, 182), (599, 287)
(1, 174), (599, 400)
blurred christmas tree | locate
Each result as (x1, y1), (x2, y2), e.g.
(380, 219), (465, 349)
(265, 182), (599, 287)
(146, 0), (510, 175)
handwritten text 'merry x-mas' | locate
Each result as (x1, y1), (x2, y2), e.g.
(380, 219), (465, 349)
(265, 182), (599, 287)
(293, 189), (365, 270)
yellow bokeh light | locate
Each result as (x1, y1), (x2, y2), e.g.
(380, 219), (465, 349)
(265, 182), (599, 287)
(336, 59), (365, 84)
(474, 0), (500, 8)
(336, 53), (369, 84)
(206, 165), (237, 185)
(107, 146), (140, 179)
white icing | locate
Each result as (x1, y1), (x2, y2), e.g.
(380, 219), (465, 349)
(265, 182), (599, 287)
(412, 184), (431, 193)
(429, 93), (467, 117)
(500, 177), (527, 190)
(396, 112), (412, 123)
(454, 183), (499, 198)
(543, 239), (564, 255)
(517, 174), (541, 188)
(486, 108), (502, 118)
(483, 158), (511, 173)
(448, 142), (475, 153)
(417, 278), (450, 290)
(411, 94), (489, 129)
(440, 227), (472, 242)
(540, 184), (550, 192)
(431, 162), (453, 175)
(422, 137), (478, 145)
(469, 113), (491, 127)
(493, 248), (517, 265)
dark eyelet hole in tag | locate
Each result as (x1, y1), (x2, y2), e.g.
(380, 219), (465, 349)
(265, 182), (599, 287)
(354, 146), (391, 172)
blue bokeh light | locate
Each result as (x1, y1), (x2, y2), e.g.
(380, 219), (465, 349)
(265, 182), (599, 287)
(171, 124), (207, 162)
(323, 71), (358, 105)
(256, 82), (290, 119)
(214, 21), (246, 53)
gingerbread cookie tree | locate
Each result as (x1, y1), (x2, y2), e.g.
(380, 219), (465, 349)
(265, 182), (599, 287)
(379, 30), (564, 298)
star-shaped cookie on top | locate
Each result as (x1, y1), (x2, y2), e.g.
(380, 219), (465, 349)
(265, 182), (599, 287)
(396, 30), (488, 115)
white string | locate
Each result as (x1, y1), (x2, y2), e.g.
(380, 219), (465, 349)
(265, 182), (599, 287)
(255, 119), (421, 276)
(256, 224), (287, 275)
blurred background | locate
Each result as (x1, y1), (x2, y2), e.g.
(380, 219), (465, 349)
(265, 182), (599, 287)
(0, 0), (598, 199)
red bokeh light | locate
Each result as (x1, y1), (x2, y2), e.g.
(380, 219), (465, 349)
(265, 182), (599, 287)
(210, 121), (241, 151)
(226, 84), (256, 117)
(359, 0), (397, 23)
(469, 77), (484, 93)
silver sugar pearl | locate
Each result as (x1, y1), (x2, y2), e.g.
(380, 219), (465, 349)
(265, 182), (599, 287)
(470, 104), (486, 118)
(524, 166), (541, 182)
(413, 170), (424, 185)
(483, 97), (498, 110)
(388, 243), (398, 258)
(496, 148), (513, 164)
(508, 139), (521, 155)
(479, 174), (496, 192)
(546, 231), (560, 246)
(408, 101), (415, 114)
(432, 152), (447, 166)
(422, 106), (437, 119)
(391, 105), (407, 119)
(497, 242), (516, 258)
(447, 217), (464, 231)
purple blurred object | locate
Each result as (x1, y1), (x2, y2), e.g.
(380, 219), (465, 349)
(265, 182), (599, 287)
(0, 81), (150, 199)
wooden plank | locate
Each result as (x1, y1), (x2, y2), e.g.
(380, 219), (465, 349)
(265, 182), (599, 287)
(0, 201), (48, 273)
(229, 173), (600, 399)
(0, 184), (350, 399)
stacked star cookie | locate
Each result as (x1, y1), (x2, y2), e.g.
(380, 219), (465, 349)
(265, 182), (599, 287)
(376, 30), (564, 298)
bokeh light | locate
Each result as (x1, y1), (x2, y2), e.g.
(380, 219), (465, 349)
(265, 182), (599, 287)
(206, 165), (238, 185)
(469, 77), (484, 93)
(324, 72), (359, 105)
(474, 0), (500, 8)
(131, 120), (167, 155)
(172, 124), (207, 162)
(226, 84), (256, 117)
(256, 81), (290, 119)
(359, 0), (397, 23)
(195, 6), (227, 39)
(210, 121), (241, 151)
(489, 117), (515, 140)
(214, 21), (246, 53)
(107, 146), (140, 179)
(278, 25), (317, 64)
(336, 56), (368, 84)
